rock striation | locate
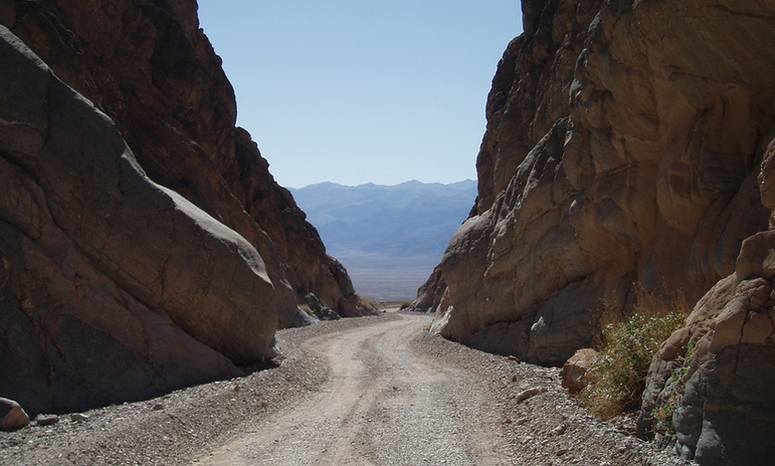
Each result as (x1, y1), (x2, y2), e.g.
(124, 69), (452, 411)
(417, 1), (775, 462)
(0, 0), (370, 415)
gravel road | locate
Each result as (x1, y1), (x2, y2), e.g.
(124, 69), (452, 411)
(201, 313), (511, 465)
(0, 311), (685, 465)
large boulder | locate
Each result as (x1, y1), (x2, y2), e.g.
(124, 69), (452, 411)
(0, 25), (276, 414)
(561, 348), (599, 395)
(417, 0), (775, 367)
(0, 398), (29, 431)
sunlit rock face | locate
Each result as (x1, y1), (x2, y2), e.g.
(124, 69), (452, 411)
(0, 0), (372, 413)
(417, 0), (775, 462)
(418, 0), (775, 371)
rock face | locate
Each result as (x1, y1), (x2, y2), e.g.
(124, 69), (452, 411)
(0, 0), (370, 328)
(416, 0), (775, 367)
(639, 142), (775, 465)
(0, 25), (274, 413)
(415, 0), (775, 463)
(0, 0), (370, 415)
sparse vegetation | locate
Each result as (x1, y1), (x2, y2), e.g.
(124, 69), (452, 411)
(652, 340), (696, 434)
(399, 301), (412, 310)
(581, 309), (688, 420)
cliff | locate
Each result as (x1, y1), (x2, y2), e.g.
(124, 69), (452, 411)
(0, 0), (370, 414)
(1, 0), (370, 326)
(417, 1), (775, 463)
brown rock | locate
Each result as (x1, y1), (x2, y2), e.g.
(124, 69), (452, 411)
(417, 0), (775, 369)
(413, 2), (775, 463)
(1, 0), (371, 327)
(0, 25), (274, 414)
(639, 138), (775, 463)
(640, 273), (775, 465)
(34, 414), (59, 427)
(0, 0), (374, 415)
(561, 348), (599, 394)
(515, 387), (546, 403)
(0, 398), (29, 431)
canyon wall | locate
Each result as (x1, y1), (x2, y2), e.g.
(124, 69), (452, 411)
(419, 0), (775, 364)
(418, 1), (775, 462)
(0, 0), (370, 414)
(0, 0), (370, 327)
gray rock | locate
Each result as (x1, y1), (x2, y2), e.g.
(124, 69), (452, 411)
(515, 387), (546, 403)
(35, 414), (59, 427)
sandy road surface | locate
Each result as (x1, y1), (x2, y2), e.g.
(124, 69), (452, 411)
(200, 313), (512, 465)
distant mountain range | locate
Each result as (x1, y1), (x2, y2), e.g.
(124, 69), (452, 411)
(290, 180), (477, 300)
(290, 179), (477, 258)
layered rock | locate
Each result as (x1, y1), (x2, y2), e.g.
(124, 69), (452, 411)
(1, 0), (370, 327)
(417, 0), (775, 367)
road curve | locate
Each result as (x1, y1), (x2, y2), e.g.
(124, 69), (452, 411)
(198, 313), (512, 465)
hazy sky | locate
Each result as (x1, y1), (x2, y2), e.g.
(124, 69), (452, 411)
(198, 1), (522, 188)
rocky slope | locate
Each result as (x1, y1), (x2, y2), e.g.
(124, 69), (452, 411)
(0, 0), (370, 415)
(416, 0), (775, 463)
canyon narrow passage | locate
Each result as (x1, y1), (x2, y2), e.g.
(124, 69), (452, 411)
(198, 313), (512, 465)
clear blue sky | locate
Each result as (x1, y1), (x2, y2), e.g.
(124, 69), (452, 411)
(198, 1), (522, 188)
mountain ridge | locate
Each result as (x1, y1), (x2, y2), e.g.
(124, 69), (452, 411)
(290, 179), (477, 258)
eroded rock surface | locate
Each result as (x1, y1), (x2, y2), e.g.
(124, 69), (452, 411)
(640, 142), (775, 465)
(0, 0), (371, 415)
(417, 0), (775, 367)
(0, 25), (278, 414)
(415, 1), (775, 463)
(0, 0), (371, 327)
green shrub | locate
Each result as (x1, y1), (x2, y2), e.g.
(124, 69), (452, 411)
(581, 310), (687, 420)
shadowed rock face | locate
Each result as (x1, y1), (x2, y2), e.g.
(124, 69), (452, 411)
(0, 0), (371, 327)
(418, 0), (775, 364)
(0, 0), (372, 413)
(0, 25), (276, 413)
(640, 142), (775, 465)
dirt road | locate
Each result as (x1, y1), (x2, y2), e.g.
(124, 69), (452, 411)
(0, 311), (682, 466)
(200, 313), (512, 465)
